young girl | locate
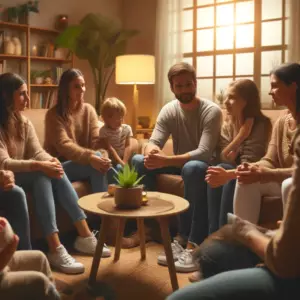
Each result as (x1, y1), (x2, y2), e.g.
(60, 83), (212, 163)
(0, 72), (102, 275)
(99, 97), (134, 168)
(205, 79), (272, 234)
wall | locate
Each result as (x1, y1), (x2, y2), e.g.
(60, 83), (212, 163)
(1, 0), (123, 105)
(108, 0), (157, 125)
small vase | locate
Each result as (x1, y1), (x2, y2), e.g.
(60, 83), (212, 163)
(4, 37), (15, 55)
(114, 186), (143, 209)
(12, 37), (22, 55)
(34, 77), (43, 84)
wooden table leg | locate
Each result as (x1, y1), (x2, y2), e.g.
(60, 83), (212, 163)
(158, 217), (179, 291)
(88, 216), (109, 287)
(137, 218), (146, 260)
(114, 218), (126, 262)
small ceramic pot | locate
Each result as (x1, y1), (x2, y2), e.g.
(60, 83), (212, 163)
(114, 186), (143, 209)
(34, 77), (43, 84)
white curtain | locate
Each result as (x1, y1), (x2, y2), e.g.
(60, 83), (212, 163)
(154, 0), (183, 121)
(288, 0), (300, 62)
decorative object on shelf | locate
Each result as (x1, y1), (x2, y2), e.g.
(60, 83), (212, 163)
(18, 1), (39, 25)
(113, 164), (144, 209)
(31, 69), (48, 84)
(138, 116), (151, 129)
(55, 13), (139, 115)
(7, 7), (19, 23)
(44, 77), (52, 85)
(0, 31), (4, 53)
(12, 37), (22, 55)
(31, 44), (38, 56)
(215, 88), (226, 106)
(3, 36), (15, 55)
(116, 55), (155, 137)
(0, 5), (5, 21)
(55, 15), (68, 31)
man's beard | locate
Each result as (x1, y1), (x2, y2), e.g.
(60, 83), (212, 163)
(175, 92), (195, 104)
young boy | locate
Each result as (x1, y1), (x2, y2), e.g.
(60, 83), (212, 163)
(99, 97), (133, 167)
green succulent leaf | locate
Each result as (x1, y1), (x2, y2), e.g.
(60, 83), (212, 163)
(115, 164), (144, 188)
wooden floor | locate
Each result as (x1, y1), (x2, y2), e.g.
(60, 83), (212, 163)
(54, 242), (191, 300)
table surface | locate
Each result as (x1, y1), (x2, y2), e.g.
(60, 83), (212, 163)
(78, 191), (189, 219)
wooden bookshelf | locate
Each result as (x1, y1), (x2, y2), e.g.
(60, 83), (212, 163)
(30, 56), (71, 63)
(0, 21), (73, 109)
(31, 84), (58, 87)
(0, 54), (27, 60)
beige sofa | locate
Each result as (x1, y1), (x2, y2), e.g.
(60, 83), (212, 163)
(22, 108), (286, 241)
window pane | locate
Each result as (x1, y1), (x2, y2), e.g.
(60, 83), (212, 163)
(261, 50), (282, 74)
(261, 21), (282, 46)
(285, 50), (289, 62)
(217, 4), (234, 26)
(216, 54), (233, 76)
(183, 57), (193, 66)
(262, 0), (282, 20)
(197, 29), (214, 51)
(261, 76), (273, 108)
(285, 0), (290, 18)
(197, 56), (213, 77)
(198, 0), (214, 5)
(236, 24), (254, 48)
(236, 53), (254, 75)
(216, 26), (233, 49)
(183, 31), (193, 53)
(217, 0), (231, 2)
(197, 79), (213, 100)
(216, 78), (233, 95)
(197, 7), (214, 28)
(183, 10), (193, 30)
(285, 19), (289, 45)
(235, 77), (254, 82)
(236, 1), (254, 23)
(183, 0), (194, 8)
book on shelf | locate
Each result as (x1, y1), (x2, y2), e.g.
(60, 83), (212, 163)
(31, 90), (57, 109)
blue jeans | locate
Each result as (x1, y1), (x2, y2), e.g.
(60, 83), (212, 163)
(0, 186), (32, 250)
(207, 163), (236, 234)
(168, 240), (300, 300)
(62, 152), (110, 193)
(106, 164), (123, 185)
(14, 172), (86, 237)
(131, 154), (209, 244)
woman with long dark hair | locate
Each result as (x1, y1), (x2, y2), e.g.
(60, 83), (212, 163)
(0, 73), (104, 275)
(167, 63), (300, 299)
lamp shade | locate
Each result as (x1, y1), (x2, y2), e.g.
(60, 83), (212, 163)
(115, 55), (155, 85)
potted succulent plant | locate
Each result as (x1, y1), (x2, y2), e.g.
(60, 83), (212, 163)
(113, 164), (144, 209)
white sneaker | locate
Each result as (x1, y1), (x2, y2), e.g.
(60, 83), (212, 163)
(157, 240), (184, 266)
(175, 249), (198, 273)
(74, 233), (111, 257)
(48, 245), (85, 274)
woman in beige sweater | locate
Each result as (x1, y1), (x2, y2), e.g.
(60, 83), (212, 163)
(0, 73), (107, 275)
(233, 111), (296, 223)
(167, 62), (300, 300)
(44, 68), (112, 194)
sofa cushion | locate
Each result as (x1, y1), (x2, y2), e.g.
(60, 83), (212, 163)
(156, 174), (184, 198)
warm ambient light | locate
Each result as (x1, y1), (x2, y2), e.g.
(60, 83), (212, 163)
(116, 55), (155, 85)
(115, 55), (155, 137)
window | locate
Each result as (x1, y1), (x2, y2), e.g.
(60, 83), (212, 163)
(183, 0), (289, 108)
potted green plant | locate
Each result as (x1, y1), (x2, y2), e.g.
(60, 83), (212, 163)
(18, 1), (39, 24)
(113, 164), (144, 209)
(7, 7), (19, 23)
(31, 70), (47, 84)
(55, 13), (139, 115)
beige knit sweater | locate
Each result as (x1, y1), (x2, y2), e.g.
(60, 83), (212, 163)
(257, 113), (296, 169)
(44, 103), (101, 165)
(265, 127), (300, 278)
(0, 115), (52, 172)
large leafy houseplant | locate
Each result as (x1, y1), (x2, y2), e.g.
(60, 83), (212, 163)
(55, 13), (139, 115)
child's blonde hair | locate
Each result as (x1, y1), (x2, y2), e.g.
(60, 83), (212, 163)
(101, 97), (127, 117)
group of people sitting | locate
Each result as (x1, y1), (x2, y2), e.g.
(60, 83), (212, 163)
(0, 61), (299, 299)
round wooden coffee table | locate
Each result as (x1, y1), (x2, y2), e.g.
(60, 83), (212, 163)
(78, 191), (189, 291)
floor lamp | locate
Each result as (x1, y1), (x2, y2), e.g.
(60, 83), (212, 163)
(115, 55), (155, 137)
